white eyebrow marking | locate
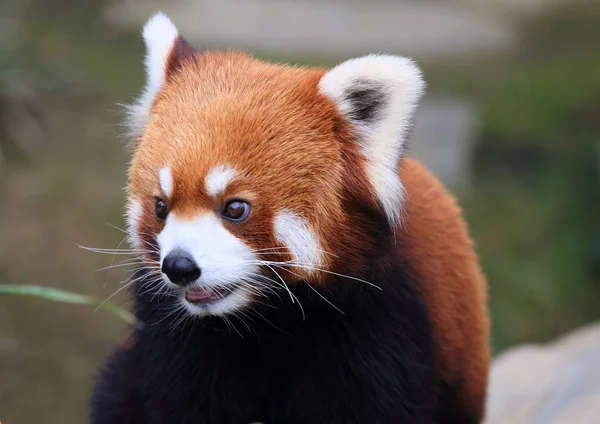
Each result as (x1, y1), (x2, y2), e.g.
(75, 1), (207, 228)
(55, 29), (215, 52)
(205, 165), (237, 197)
(159, 167), (173, 197)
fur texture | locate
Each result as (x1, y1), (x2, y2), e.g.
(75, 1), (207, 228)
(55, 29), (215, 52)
(92, 12), (489, 424)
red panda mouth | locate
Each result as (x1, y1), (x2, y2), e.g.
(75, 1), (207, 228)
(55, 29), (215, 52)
(184, 286), (233, 305)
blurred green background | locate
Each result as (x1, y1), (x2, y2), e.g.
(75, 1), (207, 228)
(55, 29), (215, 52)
(0, 0), (598, 422)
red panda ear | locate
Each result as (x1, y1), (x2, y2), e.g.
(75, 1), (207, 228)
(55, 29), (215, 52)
(124, 12), (195, 138)
(318, 54), (425, 226)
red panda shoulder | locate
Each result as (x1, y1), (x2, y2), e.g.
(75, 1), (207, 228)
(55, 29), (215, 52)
(398, 157), (490, 418)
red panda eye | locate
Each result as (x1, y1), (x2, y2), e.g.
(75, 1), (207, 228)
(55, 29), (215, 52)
(155, 199), (168, 221)
(222, 199), (250, 222)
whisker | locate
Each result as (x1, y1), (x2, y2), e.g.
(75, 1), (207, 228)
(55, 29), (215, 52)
(303, 282), (344, 315)
(168, 307), (190, 332)
(263, 264), (295, 303)
(250, 246), (339, 258)
(152, 301), (185, 327)
(94, 277), (140, 313)
(247, 307), (289, 334)
(105, 223), (128, 234)
(223, 314), (244, 338)
(255, 260), (381, 291)
(230, 309), (254, 335)
(97, 260), (145, 272)
(263, 263), (343, 315)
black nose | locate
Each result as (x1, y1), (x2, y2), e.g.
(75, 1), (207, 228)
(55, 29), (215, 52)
(161, 250), (201, 286)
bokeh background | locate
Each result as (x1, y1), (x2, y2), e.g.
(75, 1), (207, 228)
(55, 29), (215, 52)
(0, 0), (598, 422)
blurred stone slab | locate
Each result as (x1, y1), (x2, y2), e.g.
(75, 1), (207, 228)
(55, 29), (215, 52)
(411, 98), (476, 190)
(485, 323), (600, 424)
(465, 0), (592, 18)
(105, 0), (516, 60)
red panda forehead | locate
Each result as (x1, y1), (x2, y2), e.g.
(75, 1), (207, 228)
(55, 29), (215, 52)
(130, 53), (345, 214)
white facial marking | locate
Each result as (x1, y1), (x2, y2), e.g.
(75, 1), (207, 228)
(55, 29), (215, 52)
(157, 213), (258, 316)
(274, 210), (322, 270)
(318, 54), (425, 226)
(126, 199), (143, 249)
(205, 165), (237, 197)
(124, 12), (179, 136)
(159, 167), (173, 197)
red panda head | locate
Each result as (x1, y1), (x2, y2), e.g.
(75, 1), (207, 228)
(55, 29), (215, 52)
(125, 13), (424, 317)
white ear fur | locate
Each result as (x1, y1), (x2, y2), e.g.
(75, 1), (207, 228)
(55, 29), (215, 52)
(318, 54), (425, 226)
(125, 12), (179, 137)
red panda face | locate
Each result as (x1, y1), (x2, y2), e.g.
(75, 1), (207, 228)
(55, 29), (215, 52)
(127, 54), (345, 316)
(125, 13), (424, 317)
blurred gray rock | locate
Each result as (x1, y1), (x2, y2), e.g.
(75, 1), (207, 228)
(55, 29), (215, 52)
(411, 98), (477, 190)
(485, 323), (600, 424)
(105, 0), (516, 60)
(465, 0), (592, 18)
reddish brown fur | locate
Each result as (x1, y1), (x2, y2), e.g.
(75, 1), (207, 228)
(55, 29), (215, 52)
(128, 49), (489, 417)
(130, 51), (357, 279)
(399, 158), (490, 417)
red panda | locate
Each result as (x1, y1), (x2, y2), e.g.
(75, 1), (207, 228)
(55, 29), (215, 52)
(91, 12), (490, 424)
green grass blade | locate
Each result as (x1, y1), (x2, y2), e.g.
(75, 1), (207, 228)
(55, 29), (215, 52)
(0, 284), (135, 325)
